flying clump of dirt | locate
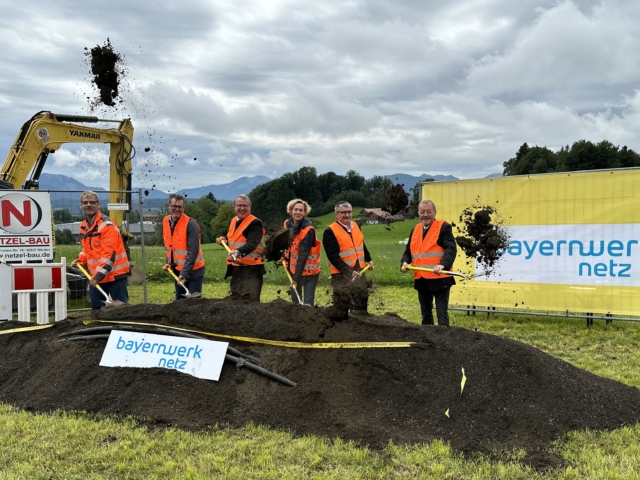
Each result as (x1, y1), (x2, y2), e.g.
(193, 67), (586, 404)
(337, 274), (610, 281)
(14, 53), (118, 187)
(84, 38), (125, 108)
(455, 204), (510, 269)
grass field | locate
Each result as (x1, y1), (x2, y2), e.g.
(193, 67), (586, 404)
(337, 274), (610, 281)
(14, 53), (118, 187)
(8, 219), (636, 478)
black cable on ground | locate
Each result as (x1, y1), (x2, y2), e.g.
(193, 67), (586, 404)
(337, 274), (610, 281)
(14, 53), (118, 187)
(59, 325), (261, 364)
(59, 328), (295, 387)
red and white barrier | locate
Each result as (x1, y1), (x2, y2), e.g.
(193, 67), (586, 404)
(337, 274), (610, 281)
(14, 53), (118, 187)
(11, 258), (68, 324)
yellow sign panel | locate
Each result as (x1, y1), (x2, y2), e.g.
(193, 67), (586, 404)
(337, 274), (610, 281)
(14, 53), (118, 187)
(421, 169), (640, 316)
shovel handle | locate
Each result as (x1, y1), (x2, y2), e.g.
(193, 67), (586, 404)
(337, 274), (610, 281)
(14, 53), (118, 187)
(281, 259), (302, 303)
(166, 267), (190, 294)
(217, 238), (244, 265)
(75, 263), (111, 301)
(405, 265), (468, 279)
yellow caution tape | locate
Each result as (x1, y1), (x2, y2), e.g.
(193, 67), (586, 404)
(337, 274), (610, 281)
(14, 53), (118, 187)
(0, 324), (55, 335)
(84, 320), (414, 349)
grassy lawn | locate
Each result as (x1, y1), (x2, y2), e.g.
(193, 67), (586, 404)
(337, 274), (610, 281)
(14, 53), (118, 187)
(21, 222), (639, 478)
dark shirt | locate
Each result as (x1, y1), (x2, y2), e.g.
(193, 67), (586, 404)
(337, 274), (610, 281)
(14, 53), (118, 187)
(322, 222), (372, 276)
(224, 217), (266, 278)
(401, 221), (457, 290)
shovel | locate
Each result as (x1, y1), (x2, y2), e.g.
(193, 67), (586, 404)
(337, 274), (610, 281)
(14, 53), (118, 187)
(165, 267), (202, 298)
(216, 238), (244, 265)
(352, 263), (372, 281)
(280, 259), (303, 304)
(75, 263), (124, 307)
(404, 265), (485, 280)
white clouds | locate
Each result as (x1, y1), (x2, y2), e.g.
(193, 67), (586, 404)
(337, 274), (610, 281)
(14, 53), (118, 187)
(1, 0), (639, 190)
(466, 1), (640, 95)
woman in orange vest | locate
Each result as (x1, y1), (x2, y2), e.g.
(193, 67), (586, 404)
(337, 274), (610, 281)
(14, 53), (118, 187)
(401, 199), (457, 326)
(71, 191), (130, 310)
(283, 199), (321, 305)
(322, 201), (373, 313)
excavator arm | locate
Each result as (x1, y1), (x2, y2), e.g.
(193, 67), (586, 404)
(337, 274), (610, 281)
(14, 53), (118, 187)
(1, 111), (135, 230)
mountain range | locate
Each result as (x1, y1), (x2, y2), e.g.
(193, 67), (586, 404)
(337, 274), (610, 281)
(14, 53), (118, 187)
(38, 171), (502, 213)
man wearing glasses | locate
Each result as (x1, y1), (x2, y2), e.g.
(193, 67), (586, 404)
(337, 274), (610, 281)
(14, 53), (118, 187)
(322, 201), (373, 313)
(71, 191), (130, 309)
(163, 193), (205, 300)
(218, 194), (265, 302)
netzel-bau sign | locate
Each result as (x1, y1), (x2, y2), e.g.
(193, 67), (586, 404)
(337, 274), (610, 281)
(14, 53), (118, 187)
(0, 192), (53, 260)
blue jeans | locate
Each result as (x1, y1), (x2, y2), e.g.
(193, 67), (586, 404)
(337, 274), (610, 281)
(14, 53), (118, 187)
(291, 274), (319, 306)
(89, 277), (129, 310)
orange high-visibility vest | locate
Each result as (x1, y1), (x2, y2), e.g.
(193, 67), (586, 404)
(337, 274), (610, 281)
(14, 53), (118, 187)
(78, 212), (130, 283)
(163, 214), (205, 272)
(327, 222), (365, 274)
(410, 220), (453, 280)
(283, 220), (321, 276)
(226, 215), (265, 266)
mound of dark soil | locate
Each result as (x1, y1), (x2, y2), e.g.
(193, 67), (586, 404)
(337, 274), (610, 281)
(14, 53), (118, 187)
(2, 298), (640, 469)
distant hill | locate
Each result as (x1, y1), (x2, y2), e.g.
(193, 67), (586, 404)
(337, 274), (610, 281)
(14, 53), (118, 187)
(485, 172), (503, 178)
(379, 173), (459, 193)
(177, 175), (271, 201)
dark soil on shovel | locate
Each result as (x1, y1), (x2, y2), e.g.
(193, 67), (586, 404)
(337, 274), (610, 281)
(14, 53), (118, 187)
(1, 298), (640, 469)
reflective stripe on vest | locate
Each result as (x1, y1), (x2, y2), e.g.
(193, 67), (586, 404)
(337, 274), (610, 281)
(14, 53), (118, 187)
(227, 214), (265, 266)
(410, 220), (452, 280)
(163, 214), (205, 272)
(284, 220), (321, 276)
(328, 222), (365, 274)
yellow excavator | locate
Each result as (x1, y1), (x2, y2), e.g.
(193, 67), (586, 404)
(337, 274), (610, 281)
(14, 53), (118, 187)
(0, 110), (135, 230)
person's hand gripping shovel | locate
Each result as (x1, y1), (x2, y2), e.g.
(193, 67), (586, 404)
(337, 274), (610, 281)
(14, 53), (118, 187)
(163, 265), (201, 298)
(401, 264), (486, 280)
(216, 237), (244, 265)
(74, 263), (124, 307)
(352, 262), (372, 281)
(280, 258), (304, 304)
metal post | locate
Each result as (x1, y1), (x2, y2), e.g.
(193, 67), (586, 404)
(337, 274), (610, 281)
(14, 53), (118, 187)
(138, 188), (147, 304)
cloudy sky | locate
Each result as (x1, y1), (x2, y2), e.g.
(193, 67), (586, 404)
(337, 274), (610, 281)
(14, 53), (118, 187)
(1, 0), (639, 191)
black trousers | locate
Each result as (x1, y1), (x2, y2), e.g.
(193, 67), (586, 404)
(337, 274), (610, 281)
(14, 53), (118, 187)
(417, 284), (451, 326)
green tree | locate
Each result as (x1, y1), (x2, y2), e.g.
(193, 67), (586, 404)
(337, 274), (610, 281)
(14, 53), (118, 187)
(366, 176), (393, 206)
(53, 208), (72, 224)
(382, 184), (409, 215)
(55, 228), (75, 245)
(210, 202), (236, 239)
(318, 172), (344, 202)
(249, 178), (295, 228)
(503, 143), (556, 175)
(281, 167), (322, 206)
(344, 170), (366, 193)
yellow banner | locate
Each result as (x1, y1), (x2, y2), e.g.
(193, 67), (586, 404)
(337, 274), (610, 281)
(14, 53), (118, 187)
(422, 168), (640, 316)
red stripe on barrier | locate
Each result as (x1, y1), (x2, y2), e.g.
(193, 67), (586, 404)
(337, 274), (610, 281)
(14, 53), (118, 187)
(51, 267), (62, 289)
(14, 268), (34, 290)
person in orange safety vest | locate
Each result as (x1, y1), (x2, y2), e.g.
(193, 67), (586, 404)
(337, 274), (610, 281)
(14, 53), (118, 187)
(282, 198), (321, 306)
(71, 191), (130, 310)
(401, 199), (457, 326)
(217, 194), (265, 302)
(322, 201), (373, 313)
(162, 193), (206, 300)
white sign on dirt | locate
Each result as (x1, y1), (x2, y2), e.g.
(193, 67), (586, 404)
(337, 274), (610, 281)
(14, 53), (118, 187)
(479, 224), (640, 286)
(0, 192), (53, 261)
(100, 331), (228, 381)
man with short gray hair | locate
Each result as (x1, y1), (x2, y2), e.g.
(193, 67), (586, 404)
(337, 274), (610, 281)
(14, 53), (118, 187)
(323, 201), (373, 312)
